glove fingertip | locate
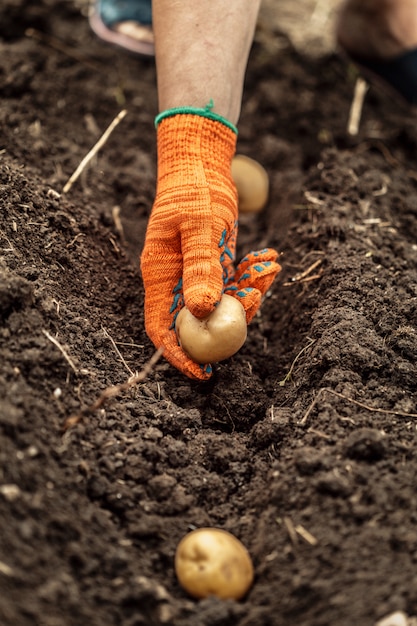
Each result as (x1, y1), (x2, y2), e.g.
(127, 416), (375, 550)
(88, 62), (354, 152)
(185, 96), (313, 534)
(183, 284), (222, 319)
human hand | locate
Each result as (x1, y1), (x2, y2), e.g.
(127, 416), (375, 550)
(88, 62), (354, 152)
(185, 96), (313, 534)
(140, 110), (280, 380)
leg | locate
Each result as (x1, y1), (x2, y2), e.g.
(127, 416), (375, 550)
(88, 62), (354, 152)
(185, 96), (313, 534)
(337, 0), (417, 59)
(337, 0), (417, 105)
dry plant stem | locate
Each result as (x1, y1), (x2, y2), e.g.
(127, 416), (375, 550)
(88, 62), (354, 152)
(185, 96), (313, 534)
(292, 273), (323, 284)
(283, 259), (324, 286)
(62, 110), (127, 193)
(63, 347), (164, 431)
(347, 77), (369, 136)
(295, 524), (318, 546)
(279, 337), (316, 386)
(283, 517), (298, 546)
(0, 228), (15, 254)
(43, 329), (78, 373)
(300, 387), (417, 425)
(372, 141), (401, 166)
(25, 28), (104, 73)
(102, 326), (134, 376)
(0, 561), (14, 577)
(67, 233), (86, 248)
(304, 190), (325, 206)
(356, 140), (400, 167)
(112, 206), (126, 245)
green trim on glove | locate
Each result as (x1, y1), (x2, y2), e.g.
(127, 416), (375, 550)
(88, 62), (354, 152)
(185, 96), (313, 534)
(155, 101), (238, 134)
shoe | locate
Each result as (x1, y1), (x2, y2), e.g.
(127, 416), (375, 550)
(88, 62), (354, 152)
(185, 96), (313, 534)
(343, 47), (417, 107)
(89, 0), (154, 57)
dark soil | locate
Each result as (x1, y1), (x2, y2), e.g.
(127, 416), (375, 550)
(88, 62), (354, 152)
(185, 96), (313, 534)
(1, 2), (417, 625)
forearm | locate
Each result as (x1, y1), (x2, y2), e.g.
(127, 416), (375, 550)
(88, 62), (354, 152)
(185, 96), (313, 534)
(152, 0), (261, 125)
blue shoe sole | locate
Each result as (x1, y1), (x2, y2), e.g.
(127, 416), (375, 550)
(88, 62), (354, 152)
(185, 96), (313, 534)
(89, 0), (154, 57)
(96, 0), (152, 27)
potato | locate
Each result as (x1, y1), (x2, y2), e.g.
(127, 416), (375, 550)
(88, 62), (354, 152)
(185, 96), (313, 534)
(231, 154), (269, 213)
(175, 294), (247, 364)
(175, 528), (254, 600)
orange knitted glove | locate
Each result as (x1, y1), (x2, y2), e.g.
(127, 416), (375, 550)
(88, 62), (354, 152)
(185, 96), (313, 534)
(140, 108), (281, 380)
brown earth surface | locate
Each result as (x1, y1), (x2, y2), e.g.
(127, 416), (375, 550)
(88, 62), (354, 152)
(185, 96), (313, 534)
(1, 2), (417, 625)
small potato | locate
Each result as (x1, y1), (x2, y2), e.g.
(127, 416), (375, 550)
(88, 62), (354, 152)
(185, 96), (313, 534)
(231, 154), (269, 213)
(175, 294), (247, 364)
(175, 528), (254, 600)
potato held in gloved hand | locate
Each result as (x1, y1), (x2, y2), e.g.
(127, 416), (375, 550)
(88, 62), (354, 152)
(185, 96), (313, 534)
(175, 294), (247, 364)
(175, 244), (280, 365)
(140, 107), (281, 380)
